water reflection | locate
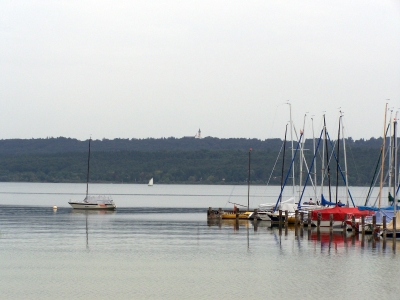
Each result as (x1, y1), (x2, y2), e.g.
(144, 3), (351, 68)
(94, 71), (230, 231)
(69, 209), (116, 250)
(205, 217), (400, 255)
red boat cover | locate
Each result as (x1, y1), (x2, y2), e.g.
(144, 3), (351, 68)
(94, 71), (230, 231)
(311, 206), (373, 221)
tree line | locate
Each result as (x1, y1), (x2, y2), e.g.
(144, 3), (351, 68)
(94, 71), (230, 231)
(0, 136), (385, 154)
(0, 146), (386, 186)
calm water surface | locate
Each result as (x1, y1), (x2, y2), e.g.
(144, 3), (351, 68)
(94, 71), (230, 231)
(0, 183), (399, 299)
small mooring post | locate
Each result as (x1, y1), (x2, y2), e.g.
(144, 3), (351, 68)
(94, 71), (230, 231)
(300, 211), (304, 227)
(361, 215), (365, 235)
(382, 215), (387, 239)
(317, 212), (321, 231)
(351, 215), (356, 233)
(253, 209), (258, 232)
(372, 215), (376, 235)
(284, 210), (288, 228)
(279, 210), (282, 228)
(329, 214), (333, 231)
(294, 210), (299, 228)
(392, 216), (397, 244)
(253, 208), (258, 220)
(308, 211), (312, 228)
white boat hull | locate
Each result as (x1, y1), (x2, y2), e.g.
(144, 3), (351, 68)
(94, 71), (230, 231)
(68, 202), (116, 210)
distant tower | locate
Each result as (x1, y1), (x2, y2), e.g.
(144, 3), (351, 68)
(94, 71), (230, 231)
(195, 128), (201, 138)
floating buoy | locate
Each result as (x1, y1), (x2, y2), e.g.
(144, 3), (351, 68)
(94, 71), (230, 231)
(53, 206), (57, 210)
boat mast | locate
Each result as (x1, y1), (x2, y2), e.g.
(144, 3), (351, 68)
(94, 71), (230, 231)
(280, 124), (288, 205)
(379, 103), (388, 209)
(86, 137), (91, 200)
(336, 115), (341, 205)
(299, 113), (308, 200)
(324, 115), (332, 203)
(321, 114), (325, 200)
(287, 102), (295, 198)
(247, 148), (252, 211)
(394, 116), (397, 214)
(388, 109), (394, 203)
(340, 111), (350, 206)
(311, 116), (317, 202)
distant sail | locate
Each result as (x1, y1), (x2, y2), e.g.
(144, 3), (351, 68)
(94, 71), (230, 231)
(148, 178), (153, 186)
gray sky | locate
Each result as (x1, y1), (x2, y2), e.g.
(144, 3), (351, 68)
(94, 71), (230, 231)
(1, 0), (399, 141)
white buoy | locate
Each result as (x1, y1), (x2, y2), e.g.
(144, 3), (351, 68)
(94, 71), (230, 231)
(53, 206), (57, 210)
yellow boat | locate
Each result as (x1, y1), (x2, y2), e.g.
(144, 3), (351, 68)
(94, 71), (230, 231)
(221, 211), (252, 219)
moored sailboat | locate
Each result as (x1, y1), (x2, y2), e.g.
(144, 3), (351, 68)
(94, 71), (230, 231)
(221, 148), (253, 219)
(68, 137), (116, 210)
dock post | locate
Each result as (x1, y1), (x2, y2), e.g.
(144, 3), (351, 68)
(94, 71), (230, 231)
(308, 211), (312, 228)
(279, 210), (282, 228)
(317, 212), (321, 231)
(382, 215), (387, 239)
(300, 211), (304, 227)
(284, 210), (288, 228)
(392, 216), (397, 244)
(372, 215), (376, 236)
(295, 210), (299, 227)
(361, 215), (365, 235)
(253, 208), (258, 220)
(351, 215), (356, 233)
(329, 214), (333, 231)
(343, 213), (348, 233)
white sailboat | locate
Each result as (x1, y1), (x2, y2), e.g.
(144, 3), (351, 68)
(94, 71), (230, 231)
(68, 137), (116, 210)
(148, 178), (153, 186)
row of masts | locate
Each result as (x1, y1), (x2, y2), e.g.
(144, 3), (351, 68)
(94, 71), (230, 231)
(283, 102), (398, 208)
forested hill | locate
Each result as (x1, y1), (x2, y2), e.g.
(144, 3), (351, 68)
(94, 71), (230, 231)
(0, 136), (385, 154)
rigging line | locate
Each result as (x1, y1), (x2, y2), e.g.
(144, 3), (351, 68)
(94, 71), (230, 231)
(340, 116), (361, 187)
(225, 185), (236, 207)
(365, 124), (391, 206)
(267, 103), (287, 139)
(265, 139), (284, 187)
(326, 131), (356, 206)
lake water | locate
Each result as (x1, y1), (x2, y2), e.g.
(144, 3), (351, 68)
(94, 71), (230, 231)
(1, 182), (399, 300)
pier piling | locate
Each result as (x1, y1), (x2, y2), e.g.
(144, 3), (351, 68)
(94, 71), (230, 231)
(372, 215), (376, 236)
(284, 210), (288, 228)
(382, 215), (386, 239)
(300, 211), (304, 227)
(351, 215), (356, 233)
(361, 215), (365, 235)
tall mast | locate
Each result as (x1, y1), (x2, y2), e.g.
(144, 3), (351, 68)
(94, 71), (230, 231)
(336, 115), (341, 205)
(321, 114), (326, 199)
(86, 136), (91, 199)
(324, 115), (332, 203)
(247, 148), (252, 211)
(287, 102), (295, 197)
(340, 111), (350, 206)
(299, 113), (307, 200)
(379, 103), (388, 209)
(280, 124), (288, 204)
(388, 109), (394, 202)
(311, 116), (317, 202)
(394, 116), (397, 214)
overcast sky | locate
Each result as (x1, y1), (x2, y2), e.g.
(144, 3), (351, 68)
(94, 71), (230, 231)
(1, 1), (399, 141)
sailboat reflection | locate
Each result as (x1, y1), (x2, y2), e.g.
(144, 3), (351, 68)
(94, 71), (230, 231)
(70, 210), (115, 249)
